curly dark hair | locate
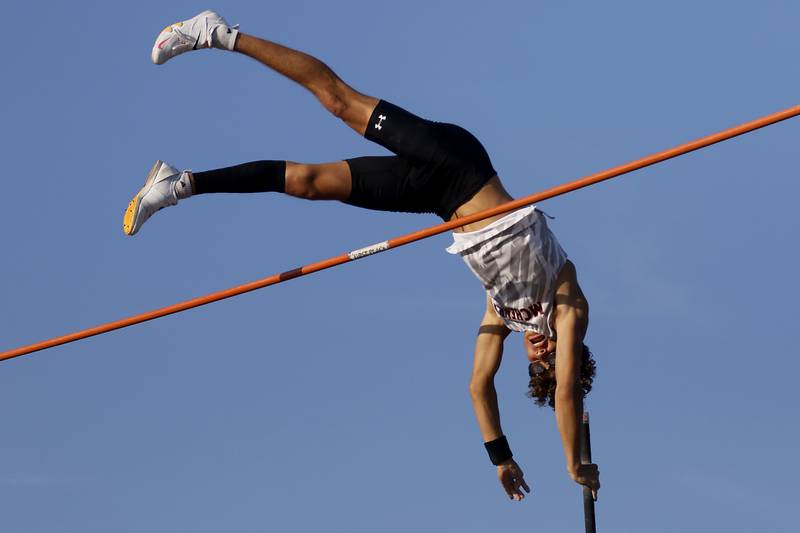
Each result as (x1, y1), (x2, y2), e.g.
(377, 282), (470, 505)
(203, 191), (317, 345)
(527, 344), (596, 409)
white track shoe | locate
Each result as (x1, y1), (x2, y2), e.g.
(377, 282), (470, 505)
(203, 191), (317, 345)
(123, 161), (185, 236)
(151, 10), (239, 65)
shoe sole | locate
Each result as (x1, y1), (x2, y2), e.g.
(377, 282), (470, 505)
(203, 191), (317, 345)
(123, 160), (164, 236)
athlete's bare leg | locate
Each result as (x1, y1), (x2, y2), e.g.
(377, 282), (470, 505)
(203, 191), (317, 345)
(234, 34), (378, 135)
(229, 33), (379, 201)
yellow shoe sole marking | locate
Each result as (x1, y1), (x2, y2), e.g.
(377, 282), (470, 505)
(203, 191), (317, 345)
(161, 21), (183, 33)
(122, 197), (139, 235)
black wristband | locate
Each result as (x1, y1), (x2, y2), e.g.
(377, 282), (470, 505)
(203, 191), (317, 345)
(484, 435), (513, 465)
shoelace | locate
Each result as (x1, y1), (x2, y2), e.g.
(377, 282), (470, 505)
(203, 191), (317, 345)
(169, 27), (198, 52)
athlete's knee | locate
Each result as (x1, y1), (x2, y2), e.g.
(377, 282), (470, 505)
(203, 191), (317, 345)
(313, 77), (351, 118)
(314, 80), (376, 134)
(285, 163), (323, 200)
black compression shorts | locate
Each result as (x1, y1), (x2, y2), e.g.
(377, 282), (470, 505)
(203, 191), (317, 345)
(345, 100), (497, 221)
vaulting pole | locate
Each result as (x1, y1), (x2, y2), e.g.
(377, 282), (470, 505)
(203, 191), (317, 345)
(1, 104), (799, 362)
(581, 412), (597, 533)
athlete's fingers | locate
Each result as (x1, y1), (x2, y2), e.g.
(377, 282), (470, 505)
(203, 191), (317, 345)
(512, 477), (527, 500)
(500, 476), (514, 499)
(509, 483), (521, 500)
(505, 480), (522, 500)
(513, 467), (530, 494)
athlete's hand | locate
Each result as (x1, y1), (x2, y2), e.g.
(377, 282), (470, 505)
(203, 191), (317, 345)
(497, 459), (531, 501)
(570, 463), (600, 500)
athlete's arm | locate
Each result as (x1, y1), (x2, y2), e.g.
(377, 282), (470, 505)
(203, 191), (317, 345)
(470, 297), (508, 441)
(469, 296), (531, 501)
(552, 261), (599, 498)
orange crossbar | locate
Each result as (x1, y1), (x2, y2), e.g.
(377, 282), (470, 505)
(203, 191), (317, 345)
(2, 104), (799, 363)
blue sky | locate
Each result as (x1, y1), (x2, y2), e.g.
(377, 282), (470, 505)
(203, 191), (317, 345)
(1, 1), (798, 531)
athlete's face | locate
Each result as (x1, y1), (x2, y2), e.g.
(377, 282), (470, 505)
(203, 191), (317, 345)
(524, 331), (557, 366)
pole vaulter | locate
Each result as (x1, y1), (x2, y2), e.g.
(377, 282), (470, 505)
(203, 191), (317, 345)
(1, 104), (799, 363)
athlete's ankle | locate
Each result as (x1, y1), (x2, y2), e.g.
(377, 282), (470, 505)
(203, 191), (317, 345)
(174, 170), (194, 200)
(228, 30), (243, 52)
(211, 24), (239, 51)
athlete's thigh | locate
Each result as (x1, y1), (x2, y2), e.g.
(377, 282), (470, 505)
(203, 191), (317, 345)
(338, 86), (380, 136)
(362, 100), (441, 164)
(344, 155), (435, 214)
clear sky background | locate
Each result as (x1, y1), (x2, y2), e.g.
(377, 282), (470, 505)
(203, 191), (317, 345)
(1, 1), (798, 532)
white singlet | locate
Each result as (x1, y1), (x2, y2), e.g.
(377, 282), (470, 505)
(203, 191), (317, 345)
(446, 206), (568, 338)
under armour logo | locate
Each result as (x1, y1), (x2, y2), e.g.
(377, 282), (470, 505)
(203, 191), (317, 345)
(374, 114), (387, 130)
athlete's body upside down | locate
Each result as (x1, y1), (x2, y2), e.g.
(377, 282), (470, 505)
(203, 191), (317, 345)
(124, 10), (600, 502)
